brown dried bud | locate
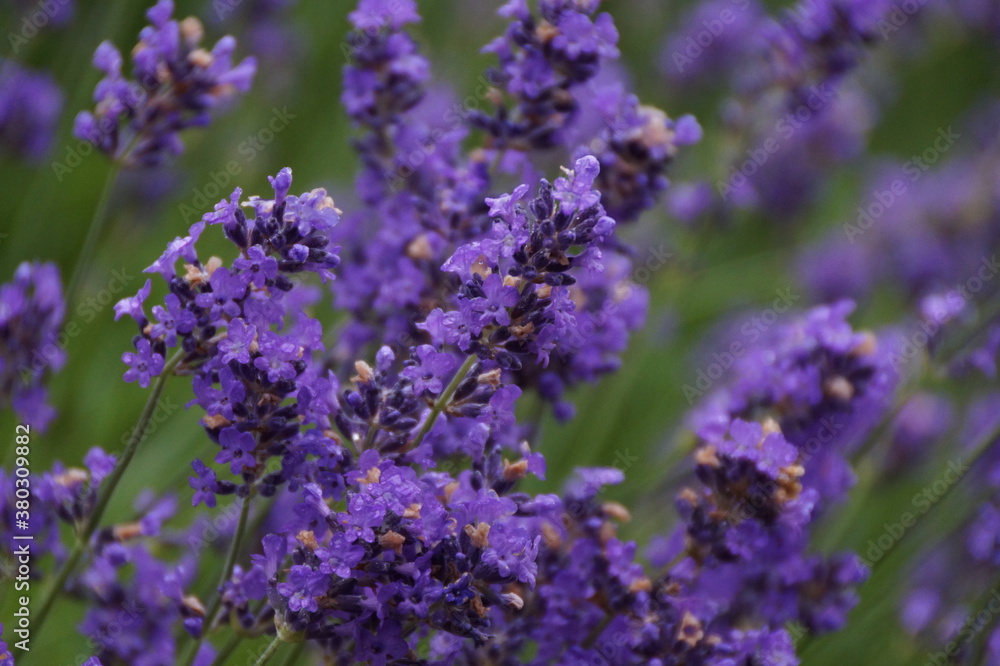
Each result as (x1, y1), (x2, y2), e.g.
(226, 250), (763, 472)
(477, 368), (503, 387)
(182, 595), (206, 617)
(179, 17), (204, 44)
(378, 530), (406, 554)
(823, 376), (854, 402)
(465, 522), (491, 549)
(851, 332), (878, 357)
(602, 501), (632, 523)
(694, 445), (720, 468)
(188, 48), (213, 69)
(201, 414), (231, 429)
(353, 360), (375, 385)
(406, 234), (433, 261)
(678, 611), (704, 647)
(503, 459), (529, 482)
(112, 522), (144, 542)
(296, 530), (319, 551)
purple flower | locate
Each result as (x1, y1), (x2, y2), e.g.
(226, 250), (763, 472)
(121, 338), (164, 388)
(480, 385), (521, 428)
(0, 60), (63, 162)
(252, 331), (300, 383)
(215, 427), (257, 474)
(150, 294), (196, 346)
(277, 565), (329, 613)
(114, 278), (152, 324)
(470, 273), (519, 327)
(219, 319), (257, 365)
(144, 223), (205, 279)
(400, 345), (457, 395)
(234, 245), (279, 288)
(0, 261), (66, 431)
(194, 266), (247, 321)
(189, 459), (220, 508)
(74, 0), (256, 165)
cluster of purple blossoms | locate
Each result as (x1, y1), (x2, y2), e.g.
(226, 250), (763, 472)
(333, 0), (697, 424)
(607, 302), (896, 661)
(74, 0), (256, 166)
(0, 261), (66, 432)
(472, 0), (620, 152)
(0, 60), (63, 162)
(798, 106), (1000, 379)
(0, 440), (203, 664)
(662, 0), (911, 221)
(9, 0), (1000, 663)
(690, 300), (896, 506)
(115, 168), (340, 497)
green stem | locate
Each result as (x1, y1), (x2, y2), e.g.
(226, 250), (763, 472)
(32, 348), (184, 637)
(65, 165), (120, 307)
(181, 494), (254, 666)
(250, 636), (283, 666)
(278, 640), (306, 666)
(408, 354), (477, 451)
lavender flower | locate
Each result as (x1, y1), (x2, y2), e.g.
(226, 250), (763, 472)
(0, 261), (66, 431)
(662, 0), (908, 220)
(471, 0), (620, 151)
(0, 60), (63, 162)
(74, 0), (256, 166)
(115, 168), (340, 499)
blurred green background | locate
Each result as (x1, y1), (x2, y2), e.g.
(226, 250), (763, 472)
(1, 0), (999, 664)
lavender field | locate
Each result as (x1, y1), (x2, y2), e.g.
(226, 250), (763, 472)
(1, 1), (1000, 664)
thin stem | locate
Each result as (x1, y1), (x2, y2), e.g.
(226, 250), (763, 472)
(65, 165), (120, 307)
(250, 636), (283, 666)
(29, 540), (84, 642)
(181, 493), (254, 666)
(408, 354), (477, 451)
(32, 348), (184, 637)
